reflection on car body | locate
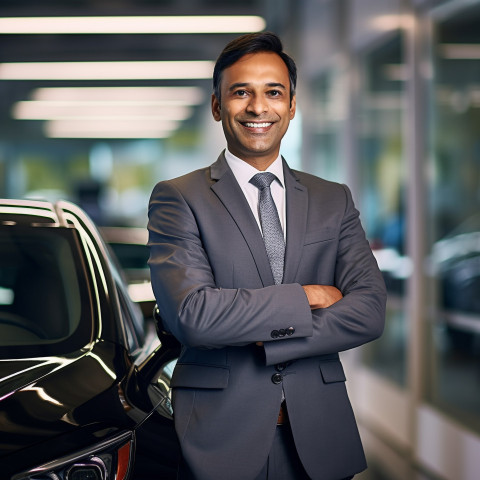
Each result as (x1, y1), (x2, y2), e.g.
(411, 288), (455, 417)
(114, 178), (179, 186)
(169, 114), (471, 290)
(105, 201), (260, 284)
(0, 199), (179, 480)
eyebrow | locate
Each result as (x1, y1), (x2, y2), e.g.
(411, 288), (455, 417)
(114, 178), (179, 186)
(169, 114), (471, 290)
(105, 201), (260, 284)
(228, 82), (287, 92)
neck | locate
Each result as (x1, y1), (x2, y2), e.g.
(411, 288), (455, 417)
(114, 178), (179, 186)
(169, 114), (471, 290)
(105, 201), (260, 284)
(242, 157), (277, 171)
(227, 150), (279, 171)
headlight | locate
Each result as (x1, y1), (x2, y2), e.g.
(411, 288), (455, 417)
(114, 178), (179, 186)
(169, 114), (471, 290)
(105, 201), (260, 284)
(12, 431), (134, 480)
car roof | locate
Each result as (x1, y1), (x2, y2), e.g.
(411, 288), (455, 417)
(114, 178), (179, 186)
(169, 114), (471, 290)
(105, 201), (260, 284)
(0, 197), (136, 347)
(0, 198), (85, 226)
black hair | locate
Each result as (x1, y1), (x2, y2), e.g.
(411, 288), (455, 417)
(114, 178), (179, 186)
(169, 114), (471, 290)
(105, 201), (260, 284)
(213, 32), (297, 103)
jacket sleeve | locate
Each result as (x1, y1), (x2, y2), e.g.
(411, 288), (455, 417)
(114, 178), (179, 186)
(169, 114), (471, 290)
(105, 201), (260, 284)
(147, 180), (313, 349)
(263, 183), (387, 365)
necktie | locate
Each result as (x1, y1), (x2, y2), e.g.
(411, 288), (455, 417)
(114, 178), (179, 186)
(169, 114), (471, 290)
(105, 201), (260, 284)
(249, 172), (285, 284)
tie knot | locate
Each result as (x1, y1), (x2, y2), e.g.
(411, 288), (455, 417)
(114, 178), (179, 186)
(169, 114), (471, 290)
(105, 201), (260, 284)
(249, 172), (277, 190)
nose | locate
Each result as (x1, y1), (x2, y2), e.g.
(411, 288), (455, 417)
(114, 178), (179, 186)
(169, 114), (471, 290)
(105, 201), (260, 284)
(246, 94), (268, 115)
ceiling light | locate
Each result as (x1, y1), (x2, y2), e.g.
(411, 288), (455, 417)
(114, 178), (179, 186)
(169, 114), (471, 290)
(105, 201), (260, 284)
(0, 60), (214, 80)
(0, 16), (266, 34)
(45, 118), (179, 139)
(47, 118), (179, 131)
(45, 128), (173, 139)
(12, 101), (193, 121)
(32, 86), (205, 104)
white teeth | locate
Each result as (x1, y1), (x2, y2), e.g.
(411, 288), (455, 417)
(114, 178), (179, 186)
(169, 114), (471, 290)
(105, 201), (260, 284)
(244, 122), (272, 128)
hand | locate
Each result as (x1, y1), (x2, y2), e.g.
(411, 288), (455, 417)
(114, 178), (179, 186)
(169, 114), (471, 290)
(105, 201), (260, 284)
(302, 285), (343, 310)
(255, 285), (342, 344)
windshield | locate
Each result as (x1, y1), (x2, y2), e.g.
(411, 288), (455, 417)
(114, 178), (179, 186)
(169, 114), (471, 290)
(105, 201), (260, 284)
(0, 226), (91, 356)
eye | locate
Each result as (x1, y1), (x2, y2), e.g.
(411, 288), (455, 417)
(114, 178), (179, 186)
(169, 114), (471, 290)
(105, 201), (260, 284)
(268, 89), (282, 97)
(234, 89), (248, 97)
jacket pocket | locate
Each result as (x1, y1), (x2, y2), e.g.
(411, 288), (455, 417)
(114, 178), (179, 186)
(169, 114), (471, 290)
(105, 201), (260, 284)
(171, 363), (230, 389)
(319, 360), (346, 384)
(304, 227), (336, 246)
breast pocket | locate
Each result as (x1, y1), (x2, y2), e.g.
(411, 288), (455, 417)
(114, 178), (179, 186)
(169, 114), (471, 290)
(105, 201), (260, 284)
(296, 227), (338, 285)
(304, 227), (336, 246)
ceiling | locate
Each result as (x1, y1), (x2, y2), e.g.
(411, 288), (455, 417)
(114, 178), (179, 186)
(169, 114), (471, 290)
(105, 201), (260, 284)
(0, 0), (293, 143)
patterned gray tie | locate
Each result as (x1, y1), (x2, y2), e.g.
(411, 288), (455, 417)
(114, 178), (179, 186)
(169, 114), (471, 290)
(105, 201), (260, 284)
(249, 172), (285, 284)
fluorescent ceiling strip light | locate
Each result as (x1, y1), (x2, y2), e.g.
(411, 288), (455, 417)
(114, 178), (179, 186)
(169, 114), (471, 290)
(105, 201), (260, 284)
(32, 86), (205, 104)
(47, 119), (180, 131)
(13, 101), (193, 120)
(440, 44), (480, 59)
(46, 129), (173, 139)
(0, 60), (214, 80)
(45, 120), (176, 138)
(0, 16), (266, 34)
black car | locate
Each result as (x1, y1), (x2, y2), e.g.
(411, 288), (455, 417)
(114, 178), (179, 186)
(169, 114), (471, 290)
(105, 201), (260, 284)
(0, 199), (179, 480)
(99, 226), (155, 319)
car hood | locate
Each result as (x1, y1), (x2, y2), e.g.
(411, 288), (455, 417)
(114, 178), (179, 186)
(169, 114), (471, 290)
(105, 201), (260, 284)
(0, 341), (144, 462)
(0, 357), (72, 400)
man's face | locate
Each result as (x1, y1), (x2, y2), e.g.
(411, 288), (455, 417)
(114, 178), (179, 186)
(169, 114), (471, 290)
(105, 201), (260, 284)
(211, 51), (296, 169)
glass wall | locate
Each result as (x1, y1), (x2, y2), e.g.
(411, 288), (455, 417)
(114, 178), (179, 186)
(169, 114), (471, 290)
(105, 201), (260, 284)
(355, 31), (408, 386)
(426, 3), (480, 432)
(299, 1), (480, 478)
(308, 69), (345, 183)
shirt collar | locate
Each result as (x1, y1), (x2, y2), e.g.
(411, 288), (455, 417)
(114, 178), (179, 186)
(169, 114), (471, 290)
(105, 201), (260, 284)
(224, 148), (285, 189)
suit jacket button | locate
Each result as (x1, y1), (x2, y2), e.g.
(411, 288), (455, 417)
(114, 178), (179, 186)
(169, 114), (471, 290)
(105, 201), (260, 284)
(271, 373), (283, 384)
(278, 329), (286, 337)
(271, 330), (279, 339)
(286, 327), (295, 336)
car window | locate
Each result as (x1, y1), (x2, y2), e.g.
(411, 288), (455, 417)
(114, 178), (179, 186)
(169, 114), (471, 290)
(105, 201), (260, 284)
(0, 226), (92, 357)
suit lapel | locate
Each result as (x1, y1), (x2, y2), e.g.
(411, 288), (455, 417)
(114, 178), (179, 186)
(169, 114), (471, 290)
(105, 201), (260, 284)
(283, 160), (308, 284)
(210, 153), (275, 286)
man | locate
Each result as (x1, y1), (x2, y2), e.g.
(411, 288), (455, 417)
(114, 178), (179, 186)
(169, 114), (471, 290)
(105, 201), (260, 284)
(148, 32), (386, 480)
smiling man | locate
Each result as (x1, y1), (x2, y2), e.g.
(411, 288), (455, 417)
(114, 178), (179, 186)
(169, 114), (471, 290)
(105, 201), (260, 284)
(211, 49), (295, 169)
(148, 32), (386, 480)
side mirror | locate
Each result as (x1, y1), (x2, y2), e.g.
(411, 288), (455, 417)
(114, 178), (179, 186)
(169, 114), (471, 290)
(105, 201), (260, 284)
(124, 305), (181, 419)
(126, 339), (179, 419)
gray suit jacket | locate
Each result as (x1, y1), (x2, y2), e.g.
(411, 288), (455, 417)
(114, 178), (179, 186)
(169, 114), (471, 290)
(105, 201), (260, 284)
(147, 153), (386, 480)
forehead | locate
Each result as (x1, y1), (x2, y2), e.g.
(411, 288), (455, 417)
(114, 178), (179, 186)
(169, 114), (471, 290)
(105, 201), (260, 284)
(221, 51), (290, 89)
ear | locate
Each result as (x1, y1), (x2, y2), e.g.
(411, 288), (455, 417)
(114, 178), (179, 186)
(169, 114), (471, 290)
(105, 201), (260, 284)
(289, 94), (296, 120)
(211, 93), (221, 122)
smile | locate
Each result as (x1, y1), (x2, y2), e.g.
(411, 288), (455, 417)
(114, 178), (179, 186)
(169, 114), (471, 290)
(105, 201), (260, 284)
(243, 122), (272, 128)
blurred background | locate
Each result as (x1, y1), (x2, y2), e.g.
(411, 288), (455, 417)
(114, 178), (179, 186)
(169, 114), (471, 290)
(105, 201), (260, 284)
(0, 0), (479, 478)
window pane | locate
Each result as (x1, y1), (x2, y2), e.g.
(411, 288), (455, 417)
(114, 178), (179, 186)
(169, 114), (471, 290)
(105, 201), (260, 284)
(309, 69), (345, 182)
(0, 227), (90, 356)
(426, 4), (480, 431)
(356, 32), (408, 386)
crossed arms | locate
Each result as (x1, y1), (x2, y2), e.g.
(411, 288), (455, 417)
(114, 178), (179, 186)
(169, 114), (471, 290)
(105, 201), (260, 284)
(147, 178), (386, 365)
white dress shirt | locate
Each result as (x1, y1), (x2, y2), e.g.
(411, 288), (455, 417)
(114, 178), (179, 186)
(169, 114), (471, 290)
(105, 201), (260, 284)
(224, 149), (286, 240)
